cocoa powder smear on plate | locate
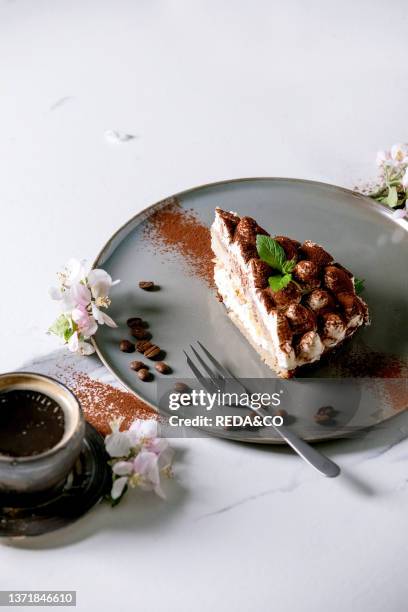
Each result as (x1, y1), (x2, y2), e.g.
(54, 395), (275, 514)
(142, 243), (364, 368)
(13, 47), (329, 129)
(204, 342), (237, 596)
(69, 372), (156, 436)
(143, 197), (215, 286)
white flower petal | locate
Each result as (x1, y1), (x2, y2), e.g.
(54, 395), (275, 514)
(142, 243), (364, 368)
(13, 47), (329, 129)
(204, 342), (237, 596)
(158, 446), (175, 471)
(391, 143), (408, 162)
(60, 292), (75, 312)
(105, 431), (132, 458)
(154, 483), (166, 499)
(49, 286), (62, 300)
(70, 283), (91, 308)
(392, 207), (407, 219)
(88, 269), (113, 299)
(78, 340), (95, 355)
(65, 258), (87, 286)
(101, 311), (117, 328)
(111, 476), (128, 500)
(376, 150), (388, 166)
(141, 420), (158, 439)
(109, 416), (124, 433)
(112, 461), (134, 476)
(67, 331), (79, 352)
(83, 317), (98, 338)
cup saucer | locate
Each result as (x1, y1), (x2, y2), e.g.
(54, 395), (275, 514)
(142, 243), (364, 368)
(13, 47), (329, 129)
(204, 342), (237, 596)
(0, 423), (111, 538)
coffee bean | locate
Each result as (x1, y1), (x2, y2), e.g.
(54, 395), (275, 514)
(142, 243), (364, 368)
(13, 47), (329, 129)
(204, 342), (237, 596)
(139, 281), (156, 291)
(137, 368), (152, 381)
(144, 345), (162, 360)
(314, 405), (336, 425)
(119, 340), (135, 353)
(173, 382), (191, 393)
(155, 361), (171, 374)
(127, 317), (149, 329)
(127, 317), (143, 328)
(314, 413), (332, 424)
(275, 409), (290, 425)
(130, 328), (152, 340)
(130, 360), (145, 371)
(136, 340), (153, 353)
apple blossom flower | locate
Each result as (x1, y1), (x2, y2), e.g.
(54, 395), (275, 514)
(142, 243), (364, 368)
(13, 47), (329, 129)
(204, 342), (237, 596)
(390, 143), (408, 165)
(49, 258), (119, 355)
(105, 417), (132, 458)
(67, 331), (95, 355)
(376, 150), (390, 167)
(366, 144), (408, 214)
(70, 282), (92, 308)
(91, 303), (117, 328)
(128, 419), (159, 445)
(110, 452), (164, 500)
(106, 418), (173, 504)
(49, 286), (76, 312)
(111, 476), (129, 500)
(71, 306), (98, 337)
(57, 258), (87, 288)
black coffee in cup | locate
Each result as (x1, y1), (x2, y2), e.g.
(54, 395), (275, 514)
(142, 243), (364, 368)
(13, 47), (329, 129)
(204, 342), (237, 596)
(0, 390), (65, 457)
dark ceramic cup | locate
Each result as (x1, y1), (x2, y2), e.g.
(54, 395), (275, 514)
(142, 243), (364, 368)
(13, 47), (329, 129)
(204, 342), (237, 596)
(0, 372), (85, 497)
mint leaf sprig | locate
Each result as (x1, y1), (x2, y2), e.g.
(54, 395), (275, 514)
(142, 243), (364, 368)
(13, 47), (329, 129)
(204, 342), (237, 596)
(354, 277), (365, 295)
(256, 235), (298, 292)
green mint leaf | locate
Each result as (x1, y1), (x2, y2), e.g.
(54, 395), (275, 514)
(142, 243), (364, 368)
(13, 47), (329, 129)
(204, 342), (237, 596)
(256, 235), (286, 272)
(383, 185), (399, 208)
(268, 273), (292, 292)
(354, 277), (365, 295)
(282, 257), (296, 274)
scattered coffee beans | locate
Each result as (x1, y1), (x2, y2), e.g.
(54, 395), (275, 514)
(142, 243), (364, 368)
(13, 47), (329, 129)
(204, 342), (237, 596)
(127, 317), (143, 328)
(138, 368), (152, 382)
(130, 328), (152, 340)
(130, 360), (145, 371)
(136, 340), (153, 353)
(139, 281), (156, 291)
(144, 345), (162, 360)
(120, 340), (135, 353)
(314, 406), (336, 425)
(173, 382), (191, 393)
(155, 362), (171, 374)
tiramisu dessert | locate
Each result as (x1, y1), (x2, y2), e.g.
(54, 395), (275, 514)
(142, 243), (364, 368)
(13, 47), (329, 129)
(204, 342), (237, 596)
(211, 208), (369, 378)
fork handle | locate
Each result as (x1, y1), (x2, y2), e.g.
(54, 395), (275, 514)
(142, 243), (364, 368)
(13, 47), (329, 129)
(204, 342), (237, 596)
(252, 408), (340, 478)
(273, 423), (340, 478)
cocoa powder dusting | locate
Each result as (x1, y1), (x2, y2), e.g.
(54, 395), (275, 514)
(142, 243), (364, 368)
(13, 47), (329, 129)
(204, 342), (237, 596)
(144, 198), (215, 286)
(327, 343), (408, 379)
(70, 372), (156, 436)
(326, 343), (408, 413)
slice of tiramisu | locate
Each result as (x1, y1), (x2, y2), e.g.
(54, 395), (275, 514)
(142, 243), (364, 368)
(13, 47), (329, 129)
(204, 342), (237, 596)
(211, 208), (369, 378)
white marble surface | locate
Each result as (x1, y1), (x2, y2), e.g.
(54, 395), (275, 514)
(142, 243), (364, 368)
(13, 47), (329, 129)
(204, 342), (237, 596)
(1, 1), (408, 610)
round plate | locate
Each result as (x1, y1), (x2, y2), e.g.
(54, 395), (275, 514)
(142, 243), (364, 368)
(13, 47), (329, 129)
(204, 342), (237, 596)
(92, 178), (408, 443)
(0, 424), (111, 538)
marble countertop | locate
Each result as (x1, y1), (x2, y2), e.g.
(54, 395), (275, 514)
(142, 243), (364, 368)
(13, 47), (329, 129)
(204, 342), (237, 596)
(1, 1), (407, 610)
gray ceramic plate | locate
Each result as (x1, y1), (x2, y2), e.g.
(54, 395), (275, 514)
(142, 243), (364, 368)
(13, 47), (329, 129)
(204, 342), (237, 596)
(93, 178), (408, 443)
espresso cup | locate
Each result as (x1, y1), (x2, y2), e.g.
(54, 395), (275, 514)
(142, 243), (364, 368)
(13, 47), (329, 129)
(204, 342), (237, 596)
(0, 372), (85, 497)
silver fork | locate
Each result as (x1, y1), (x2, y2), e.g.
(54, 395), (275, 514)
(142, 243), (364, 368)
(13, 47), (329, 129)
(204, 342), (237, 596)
(184, 341), (340, 478)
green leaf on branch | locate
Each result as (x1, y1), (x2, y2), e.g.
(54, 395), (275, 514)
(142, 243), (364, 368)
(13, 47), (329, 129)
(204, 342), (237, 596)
(48, 313), (74, 341)
(382, 185), (399, 208)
